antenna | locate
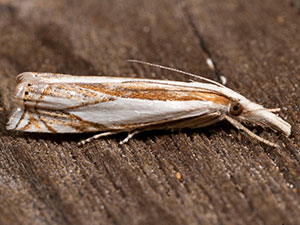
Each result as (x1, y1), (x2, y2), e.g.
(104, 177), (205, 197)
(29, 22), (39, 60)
(127, 59), (224, 87)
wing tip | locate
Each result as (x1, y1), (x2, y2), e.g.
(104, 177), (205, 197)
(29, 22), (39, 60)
(16, 72), (39, 84)
(6, 107), (24, 131)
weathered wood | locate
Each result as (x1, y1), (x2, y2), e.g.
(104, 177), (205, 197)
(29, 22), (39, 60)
(0, 0), (299, 225)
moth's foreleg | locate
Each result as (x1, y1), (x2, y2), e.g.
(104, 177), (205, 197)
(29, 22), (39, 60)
(267, 108), (281, 113)
(224, 115), (280, 148)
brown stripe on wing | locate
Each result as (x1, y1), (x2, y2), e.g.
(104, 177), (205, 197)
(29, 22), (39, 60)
(36, 109), (108, 132)
(68, 113), (108, 132)
(38, 116), (58, 133)
(35, 85), (51, 105)
(25, 83), (103, 103)
(63, 97), (115, 110)
(34, 84), (100, 100)
(76, 82), (230, 106)
(23, 83), (116, 110)
(19, 109), (42, 131)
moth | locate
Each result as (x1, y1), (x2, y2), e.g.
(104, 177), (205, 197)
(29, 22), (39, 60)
(6, 61), (291, 147)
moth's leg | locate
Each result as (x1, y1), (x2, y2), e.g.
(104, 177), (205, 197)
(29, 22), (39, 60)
(267, 108), (281, 113)
(119, 130), (140, 145)
(224, 115), (279, 148)
(78, 131), (121, 145)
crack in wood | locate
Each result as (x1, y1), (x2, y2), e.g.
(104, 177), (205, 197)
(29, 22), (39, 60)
(181, 1), (223, 83)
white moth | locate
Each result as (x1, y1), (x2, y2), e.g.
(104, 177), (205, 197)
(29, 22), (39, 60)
(6, 61), (291, 147)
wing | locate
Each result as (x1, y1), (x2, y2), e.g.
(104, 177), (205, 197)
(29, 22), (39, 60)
(7, 73), (229, 133)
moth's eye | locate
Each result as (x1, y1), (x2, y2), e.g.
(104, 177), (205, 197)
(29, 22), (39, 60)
(230, 102), (243, 116)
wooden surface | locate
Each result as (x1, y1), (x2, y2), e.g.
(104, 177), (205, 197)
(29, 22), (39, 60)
(0, 0), (299, 224)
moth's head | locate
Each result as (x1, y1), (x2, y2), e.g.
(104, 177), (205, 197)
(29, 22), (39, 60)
(226, 98), (291, 137)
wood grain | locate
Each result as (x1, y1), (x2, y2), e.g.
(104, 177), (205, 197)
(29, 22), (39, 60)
(0, 0), (299, 225)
